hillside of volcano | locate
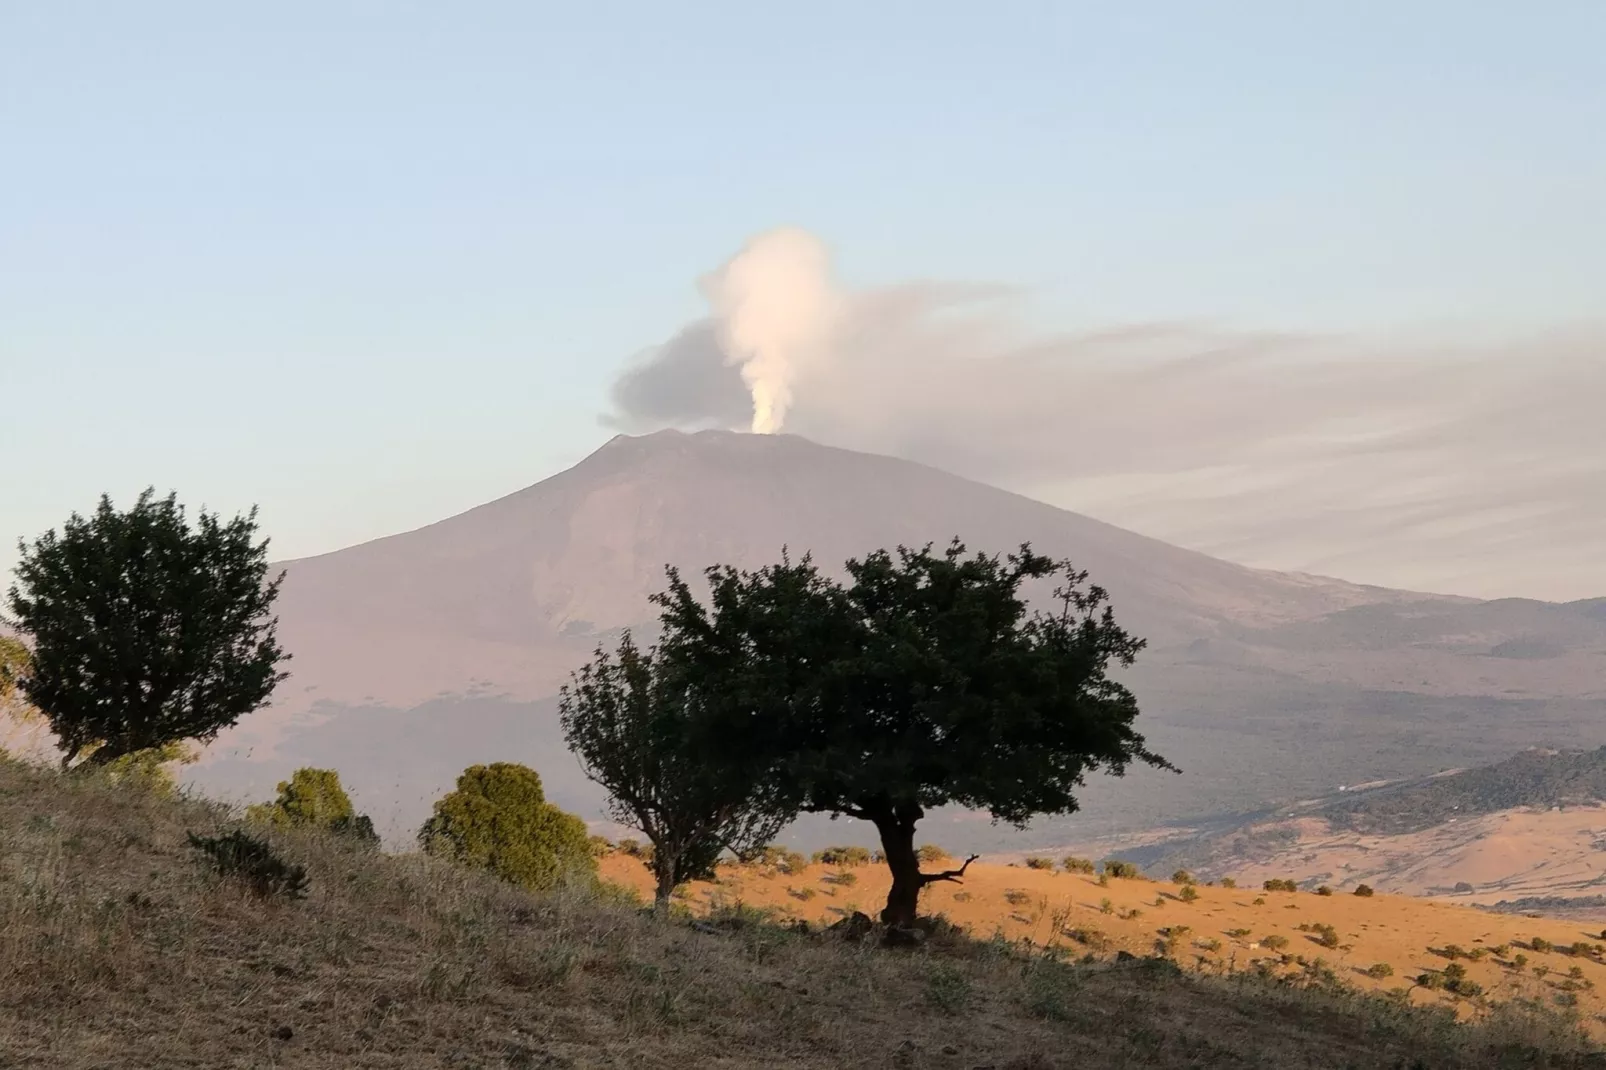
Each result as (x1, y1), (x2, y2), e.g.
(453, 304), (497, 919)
(186, 430), (1606, 850)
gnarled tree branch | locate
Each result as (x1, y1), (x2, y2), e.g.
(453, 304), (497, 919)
(918, 854), (979, 886)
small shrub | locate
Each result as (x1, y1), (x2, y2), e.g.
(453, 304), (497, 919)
(1316, 885), (1333, 897)
(1453, 881), (1474, 894)
(1171, 869), (1194, 885)
(812, 846), (872, 867)
(1353, 883), (1375, 897)
(1365, 962), (1394, 979)
(1531, 936), (1554, 953)
(1004, 889), (1032, 907)
(952, 891), (972, 903)
(1565, 941), (1597, 958)
(418, 763), (595, 892)
(1219, 877), (1237, 889)
(1263, 878), (1298, 892)
(1098, 898), (1114, 915)
(587, 835), (615, 858)
(1252, 897), (1266, 906)
(1062, 856), (1095, 874)
(1153, 895), (1166, 907)
(1442, 944), (1468, 961)
(1064, 927), (1109, 950)
(1315, 925), (1341, 949)
(823, 870), (857, 887)
(1196, 937), (1221, 952)
(789, 886), (817, 902)
(616, 838), (650, 859)
(1103, 860), (1140, 879)
(916, 844), (951, 864)
(1227, 928), (1252, 938)
(1513, 953), (1529, 968)
(188, 830), (308, 900)
(1024, 856), (1055, 871)
(1261, 934), (1289, 951)
(1118, 908), (1143, 921)
(1179, 885), (1199, 903)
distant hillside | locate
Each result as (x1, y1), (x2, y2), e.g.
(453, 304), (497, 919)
(1097, 748), (1606, 914)
(188, 430), (1606, 848)
(1325, 747), (1606, 836)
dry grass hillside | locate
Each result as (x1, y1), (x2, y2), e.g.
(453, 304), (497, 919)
(4, 759), (1605, 1069)
(598, 850), (1606, 1042)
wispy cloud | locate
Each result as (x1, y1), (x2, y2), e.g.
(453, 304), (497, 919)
(605, 236), (1604, 601)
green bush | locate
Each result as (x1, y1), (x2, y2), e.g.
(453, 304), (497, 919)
(823, 869), (857, 887)
(588, 835), (615, 857)
(188, 829), (308, 900)
(1061, 856), (1095, 874)
(1227, 928), (1252, 938)
(812, 845), (872, 867)
(1365, 962), (1394, 979)
(1315, 885), (1333, 897)
(917, 844), (951, 864)
(1263, 878), (1298, 892)
(1530, 936), (1554, 953)
(1103, 860), (1140, 880)
(1315, 924), (1341, 949)
(1178, 885), (1199, 903)
(418, 763), (596, 891)
(1219, 877), (1237, 889)
(1353, 883), (1375, 897)
(1024, 856), (1055, 871)
(1171, 869), (1194, 885)
(1261, 934), (1289, 951)
(247, 767), (379, 846)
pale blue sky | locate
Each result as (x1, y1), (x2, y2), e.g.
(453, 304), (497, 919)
(3, 3), (1603, 591)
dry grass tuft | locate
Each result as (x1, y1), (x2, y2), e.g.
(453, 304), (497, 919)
(1, 756), (1602, 1068)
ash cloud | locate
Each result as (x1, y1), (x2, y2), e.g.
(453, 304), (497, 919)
(604, 230), (1605, 601)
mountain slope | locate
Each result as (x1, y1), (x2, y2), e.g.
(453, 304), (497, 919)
(190, 430), (1606, 846)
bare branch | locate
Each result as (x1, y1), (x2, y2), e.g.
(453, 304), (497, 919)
(918, 854), (980, 886)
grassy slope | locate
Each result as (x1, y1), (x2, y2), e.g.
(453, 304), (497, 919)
(2, 760), (1603, 1069)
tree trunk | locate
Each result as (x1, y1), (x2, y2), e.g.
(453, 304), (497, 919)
(871, 803), (924, 928)
(652, 856), (677, 915)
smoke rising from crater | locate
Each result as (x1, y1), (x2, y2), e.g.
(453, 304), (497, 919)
(699, 227), (840, 434)
(604, 229), (1605, 600)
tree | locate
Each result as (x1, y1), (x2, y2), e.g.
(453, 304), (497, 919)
(418, 763), (595, 891)
(559, 632), (792, 910)
(654, 540), (1173, 928)
(4, 490), (288, 768)
(247, 767), (379, 845)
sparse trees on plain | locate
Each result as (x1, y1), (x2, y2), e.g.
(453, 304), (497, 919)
(5, 490), (288, 768)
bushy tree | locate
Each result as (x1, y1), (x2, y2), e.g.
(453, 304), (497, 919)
(247, 767), (379, 846)
(5, 490), (288, 767)
(560, 633), (789, 909)
(418, 763), (595, 891)
(654, 540), (1172, 928)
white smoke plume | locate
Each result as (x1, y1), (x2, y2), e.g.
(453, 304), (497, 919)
(699, 227), (839, 434)
(607, 229), (1606, 600)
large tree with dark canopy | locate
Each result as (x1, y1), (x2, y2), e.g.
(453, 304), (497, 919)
(654, 540), (1173, 928)
(560, 631), (793, 910)
(4, 490), (289, 767)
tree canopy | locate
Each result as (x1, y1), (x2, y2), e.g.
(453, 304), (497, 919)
(5, 490), (288, 767)
(560, 631), (792, 908)
(419, 763), (595, 891)
(653, 540), (1172, 927)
